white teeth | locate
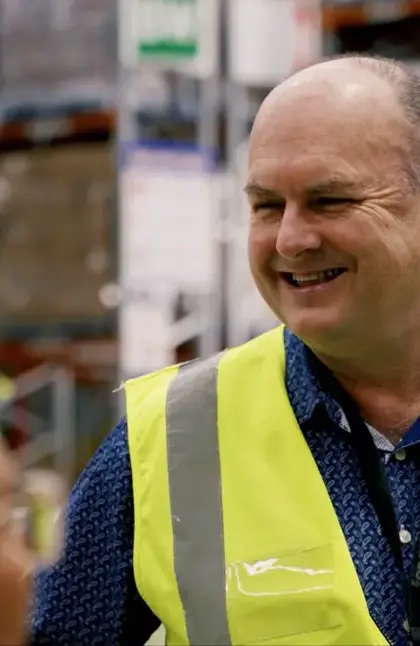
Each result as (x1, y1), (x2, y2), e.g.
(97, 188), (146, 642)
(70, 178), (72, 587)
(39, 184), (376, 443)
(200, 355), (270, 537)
(291, 269), (343, 284)
(292, 272), (325, 283)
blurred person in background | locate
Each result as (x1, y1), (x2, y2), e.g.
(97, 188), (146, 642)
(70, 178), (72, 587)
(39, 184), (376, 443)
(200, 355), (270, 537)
(0, 440), (34, 646)
(30, 54), (420, 645)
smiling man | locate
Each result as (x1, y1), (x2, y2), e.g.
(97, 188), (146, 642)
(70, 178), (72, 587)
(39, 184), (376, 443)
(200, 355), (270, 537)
(31, 55), (420, 646)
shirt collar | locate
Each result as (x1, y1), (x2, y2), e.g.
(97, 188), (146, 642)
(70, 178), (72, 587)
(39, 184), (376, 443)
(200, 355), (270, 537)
(284, 327), (343, 428)
(398, 418), (420, 449)
(284, 327), (420, 452)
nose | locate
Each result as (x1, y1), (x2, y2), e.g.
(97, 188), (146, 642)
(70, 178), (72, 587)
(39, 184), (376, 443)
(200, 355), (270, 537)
(275, 206), (322, 259)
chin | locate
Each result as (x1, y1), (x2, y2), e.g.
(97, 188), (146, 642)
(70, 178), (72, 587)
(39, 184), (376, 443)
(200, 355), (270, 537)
(281, 310), (347, 345)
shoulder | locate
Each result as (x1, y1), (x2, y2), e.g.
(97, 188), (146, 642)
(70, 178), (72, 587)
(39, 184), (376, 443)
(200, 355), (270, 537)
(85, 416), (129, 471)
(68, 416), (130, 511)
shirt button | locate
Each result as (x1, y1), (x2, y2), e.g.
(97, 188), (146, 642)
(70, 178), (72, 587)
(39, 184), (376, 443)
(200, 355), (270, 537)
(395, 448), (406, 461)
(399, 527), (412, 544)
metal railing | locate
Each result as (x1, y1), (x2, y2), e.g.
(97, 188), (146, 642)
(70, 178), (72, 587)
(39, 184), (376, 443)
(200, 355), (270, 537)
(0, 363), (76, 484)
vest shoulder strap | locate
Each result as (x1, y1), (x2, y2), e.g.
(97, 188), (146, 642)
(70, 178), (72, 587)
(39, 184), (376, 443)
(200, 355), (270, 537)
(125, 325), (285, 403)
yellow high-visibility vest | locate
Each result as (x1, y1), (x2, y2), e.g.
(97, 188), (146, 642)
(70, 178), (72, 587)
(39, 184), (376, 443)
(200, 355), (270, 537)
(126, 326), (388, 645)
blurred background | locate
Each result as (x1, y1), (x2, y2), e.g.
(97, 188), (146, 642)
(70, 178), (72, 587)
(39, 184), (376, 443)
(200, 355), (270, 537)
(0, 0), (419, 506)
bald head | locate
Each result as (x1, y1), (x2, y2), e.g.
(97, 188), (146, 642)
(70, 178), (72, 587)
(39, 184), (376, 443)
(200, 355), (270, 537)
(251, 55), (420, 190)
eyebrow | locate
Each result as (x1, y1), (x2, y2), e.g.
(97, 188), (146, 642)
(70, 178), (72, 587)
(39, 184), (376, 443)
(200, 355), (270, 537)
(307, 178), (365, 197)
(244, 178), (366, 200)
(243, 183), (283, 200)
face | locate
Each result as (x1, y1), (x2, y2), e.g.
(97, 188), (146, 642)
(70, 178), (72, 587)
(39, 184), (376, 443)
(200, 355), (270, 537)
(247, 69), (420, 347)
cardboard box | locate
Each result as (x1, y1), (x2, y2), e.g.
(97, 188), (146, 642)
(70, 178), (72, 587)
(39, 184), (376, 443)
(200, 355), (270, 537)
(0, 143), (115, 325)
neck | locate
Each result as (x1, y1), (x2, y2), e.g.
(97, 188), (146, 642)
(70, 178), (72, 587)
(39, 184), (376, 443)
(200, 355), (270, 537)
(312, 332), (420, 439)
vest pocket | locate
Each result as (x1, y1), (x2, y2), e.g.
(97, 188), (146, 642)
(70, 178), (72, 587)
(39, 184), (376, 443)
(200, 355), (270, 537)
(226, 543), (342, 645)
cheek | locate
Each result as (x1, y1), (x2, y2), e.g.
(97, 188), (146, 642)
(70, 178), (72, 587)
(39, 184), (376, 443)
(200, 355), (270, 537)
(340, 210), (417, 283)
(248, 222), (277, 269)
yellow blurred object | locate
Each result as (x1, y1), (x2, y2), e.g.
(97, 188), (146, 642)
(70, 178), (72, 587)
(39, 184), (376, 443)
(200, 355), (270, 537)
(24, 469), (66, 565)
(0, 373), (15, 402)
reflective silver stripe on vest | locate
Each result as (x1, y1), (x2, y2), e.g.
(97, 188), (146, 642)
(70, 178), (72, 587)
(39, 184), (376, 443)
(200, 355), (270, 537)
(166, 354), (231, 645)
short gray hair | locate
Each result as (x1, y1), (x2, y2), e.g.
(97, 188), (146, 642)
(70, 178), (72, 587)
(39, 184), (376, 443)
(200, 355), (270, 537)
(328, 54), (420, 191)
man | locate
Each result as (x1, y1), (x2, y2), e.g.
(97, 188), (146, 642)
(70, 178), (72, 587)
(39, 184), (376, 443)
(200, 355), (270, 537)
(31, 54), (420, 645)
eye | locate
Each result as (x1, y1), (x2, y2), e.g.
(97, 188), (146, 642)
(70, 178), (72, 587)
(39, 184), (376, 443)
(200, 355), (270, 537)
(312, 196), (355, 207)
(253, 202), (285, 212)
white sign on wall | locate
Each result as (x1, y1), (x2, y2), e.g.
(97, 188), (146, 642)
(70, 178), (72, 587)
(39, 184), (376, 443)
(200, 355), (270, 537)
(120, 144), (217, 291)
(228, 0), (322, 86)
(119, 143), (219, 376)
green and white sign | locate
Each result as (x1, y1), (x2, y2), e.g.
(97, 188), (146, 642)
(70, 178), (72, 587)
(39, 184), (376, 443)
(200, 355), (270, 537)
(119, 0), (218, 77)
(137, 0), (199, 60)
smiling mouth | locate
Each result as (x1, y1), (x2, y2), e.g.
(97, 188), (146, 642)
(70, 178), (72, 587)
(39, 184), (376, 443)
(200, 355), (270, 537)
(281, 268), (348, 287)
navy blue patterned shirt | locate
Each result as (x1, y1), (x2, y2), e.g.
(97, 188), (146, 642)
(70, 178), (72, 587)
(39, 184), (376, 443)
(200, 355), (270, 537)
(31, 329), (420, 645)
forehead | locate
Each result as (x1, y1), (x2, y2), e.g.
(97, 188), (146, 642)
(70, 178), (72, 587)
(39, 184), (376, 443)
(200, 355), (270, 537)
(248, 76), (408, 192)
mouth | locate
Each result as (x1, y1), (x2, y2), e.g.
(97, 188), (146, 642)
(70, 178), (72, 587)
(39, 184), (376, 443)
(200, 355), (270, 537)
(280, 268), (348, 288)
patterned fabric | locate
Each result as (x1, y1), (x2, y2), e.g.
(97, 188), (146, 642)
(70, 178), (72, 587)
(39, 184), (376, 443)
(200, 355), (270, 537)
(30, 419), (160, 645)
(30, 329), (420, 645)
(285, 329), (420, 646)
